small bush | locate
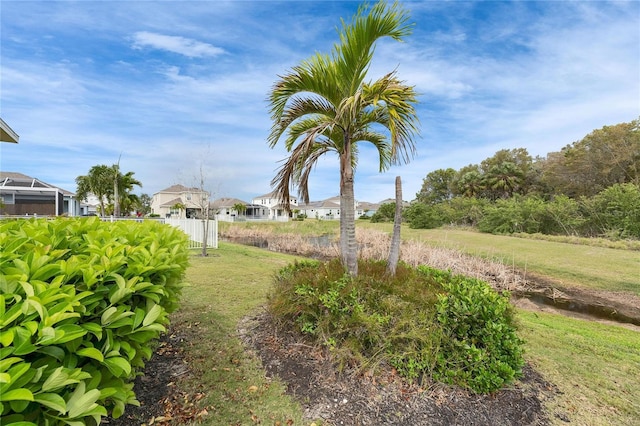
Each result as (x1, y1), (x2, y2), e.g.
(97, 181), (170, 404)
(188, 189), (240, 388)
(268, 259), (524, 393)
(423, 267), (524, 393)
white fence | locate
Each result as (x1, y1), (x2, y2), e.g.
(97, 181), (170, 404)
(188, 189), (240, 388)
(98, 216), (218, 250)
(0, 215), (218, 250)
(164, 218), (218, 249)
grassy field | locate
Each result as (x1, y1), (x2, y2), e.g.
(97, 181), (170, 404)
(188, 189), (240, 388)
(518, 310), (640, 425)
(168, 241), (640, 426)
(220, 221), (640, 295)
(393, 225), (640, 295)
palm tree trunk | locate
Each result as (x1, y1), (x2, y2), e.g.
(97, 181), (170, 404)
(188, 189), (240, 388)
(113, 163), (120, 217)
(387, 176), (402, 275)
(340, 143), (358, 276)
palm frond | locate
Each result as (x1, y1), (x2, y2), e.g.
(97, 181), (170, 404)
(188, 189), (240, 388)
(271, 135), (333, 206)
(268, 53), (339, 146)
(334, 1), (413, 94)
(363, 72), (420, 165)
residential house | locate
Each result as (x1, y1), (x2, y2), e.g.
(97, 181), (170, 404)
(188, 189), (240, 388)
(211, 197), (256, 222)
(298, 195), (367, 220)
(252, 191), (297, 221)
(357, 201), (380, 218)
(151, 184), (210, 219)
(0, 171), (81, 216)
(79, 193), (101, 216)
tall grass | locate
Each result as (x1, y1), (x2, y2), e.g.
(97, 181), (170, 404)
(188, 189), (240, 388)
(220, 221), (640, 295)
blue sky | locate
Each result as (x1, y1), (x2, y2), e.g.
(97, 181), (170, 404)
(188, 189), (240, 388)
(1, 1), (638, 203)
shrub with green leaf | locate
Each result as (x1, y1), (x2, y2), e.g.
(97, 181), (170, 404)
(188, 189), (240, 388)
(0, 217), (189, 425)
(268, 259), (524, 393)
(424, 266), (525, 393)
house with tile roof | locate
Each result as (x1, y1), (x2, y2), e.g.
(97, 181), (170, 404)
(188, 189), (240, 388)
(210, 197), (264, 222)
(150, 184), (210, 219)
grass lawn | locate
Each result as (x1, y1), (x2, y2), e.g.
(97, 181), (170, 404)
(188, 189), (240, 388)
(171, 244), (309, 425)
(517, 311), (640, 425)
(170, 242), (640, 426)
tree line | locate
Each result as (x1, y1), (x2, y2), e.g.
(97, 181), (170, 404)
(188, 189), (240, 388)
(372, 118), (640, 239)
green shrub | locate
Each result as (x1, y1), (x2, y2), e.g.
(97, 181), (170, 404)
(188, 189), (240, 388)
(370, 203), (397, 223)
(423, 267), (525, 393)
(580, 183), (640, 238)
(404, 203), (445, 229)
(0, 217), (189, 425)
(268, 259), (524, 393)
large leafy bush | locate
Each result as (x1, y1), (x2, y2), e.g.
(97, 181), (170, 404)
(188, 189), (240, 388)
(426, 267), (524, 393)
(0, 217), (189, 425)
(268, 259), (524, 393)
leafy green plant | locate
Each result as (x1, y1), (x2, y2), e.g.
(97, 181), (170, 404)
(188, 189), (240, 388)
(0, 217), (189, 425)
(425, 266), (524, 393)
(268, 258), (524, 392)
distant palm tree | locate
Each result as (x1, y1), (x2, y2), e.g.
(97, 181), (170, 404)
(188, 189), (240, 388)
(76, 164), (142, 216)
(171, 202), (186, 218)
(457, 171), (484, 198)
(232, 202), (246, 218)
(484, 162), (524, 199)
(115, 171), (142, 216)
(76, 164), (112, 216)
(268, 1), (420, 276)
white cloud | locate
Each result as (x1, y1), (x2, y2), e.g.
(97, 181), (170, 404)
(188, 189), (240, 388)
(1, 1), (637, 205)
(131, 31), (225, 58)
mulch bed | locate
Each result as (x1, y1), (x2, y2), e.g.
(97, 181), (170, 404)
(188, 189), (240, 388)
(104, 311), (558, 426)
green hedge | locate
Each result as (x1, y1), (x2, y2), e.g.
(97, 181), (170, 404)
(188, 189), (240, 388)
(0, 217), (189, 425)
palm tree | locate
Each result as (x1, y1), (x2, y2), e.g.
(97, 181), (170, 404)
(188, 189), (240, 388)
(171, 202), (186, 218)
(76, 165), (142, 217)
(457, 170), (484, 198)
(268, 1), (419, 276)
(76, 164), (112, 216)
(483, 162), (524, 200)
(114, 171), (142, 216)
(232, 202), (246, 218)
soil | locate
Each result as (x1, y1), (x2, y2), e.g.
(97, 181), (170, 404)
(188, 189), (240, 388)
(103, 312), (558, 426)
(237, 312), (556, 426)
(102, 252), (640, 425)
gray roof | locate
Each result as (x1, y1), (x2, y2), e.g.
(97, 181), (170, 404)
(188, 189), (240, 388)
(210, 197), (248, 208)
(0, 171), (74, 195)
(157, 184), (201, 194)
